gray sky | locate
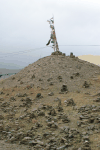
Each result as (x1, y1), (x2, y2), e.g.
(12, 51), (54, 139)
(0, 0), (100, 69)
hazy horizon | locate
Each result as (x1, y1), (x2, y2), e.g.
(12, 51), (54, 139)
(0, 54), (100, 71)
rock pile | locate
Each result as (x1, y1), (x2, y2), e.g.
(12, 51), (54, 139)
(51, 51), (66, 56)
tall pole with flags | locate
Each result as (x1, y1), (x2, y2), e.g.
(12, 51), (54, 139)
(46, 16), (59, 52)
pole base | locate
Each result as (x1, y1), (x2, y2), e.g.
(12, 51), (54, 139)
(51, 51), (66, 56)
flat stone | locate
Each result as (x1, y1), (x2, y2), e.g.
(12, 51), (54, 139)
(47, 121), (58, 128)
(48, 92), (54, 96)
(21, 137), (32, 144)
(10, 136), (17, 142)
(54, 97), (61, 102)
(79, 115), (89, 120)
(29, 140), (38, 146)
(36, 140), (44, 145)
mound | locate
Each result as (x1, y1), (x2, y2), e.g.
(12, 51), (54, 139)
(0, 52), (100, 93)
(0, 52), (100, 150)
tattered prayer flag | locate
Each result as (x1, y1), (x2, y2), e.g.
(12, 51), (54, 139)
(46, 16), (59, 52)
(51, 20), (54, 23)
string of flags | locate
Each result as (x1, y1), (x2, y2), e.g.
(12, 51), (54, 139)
(46, 16), (59, 52)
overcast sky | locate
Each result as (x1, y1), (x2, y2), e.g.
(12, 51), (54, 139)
(0, 0), (100, 69)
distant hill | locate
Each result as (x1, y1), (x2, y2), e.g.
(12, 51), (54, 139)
(78, 55), (100, 66)
(0, 68), (22, 75)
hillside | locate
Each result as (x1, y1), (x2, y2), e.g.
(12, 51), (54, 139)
(0, 51), (100, 150)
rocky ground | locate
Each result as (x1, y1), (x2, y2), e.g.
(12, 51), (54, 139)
(0, 51), (100, 150)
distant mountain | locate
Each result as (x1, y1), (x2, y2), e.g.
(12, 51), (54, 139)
(0, 68), (22, 74)
(0, 62), (24, 70)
